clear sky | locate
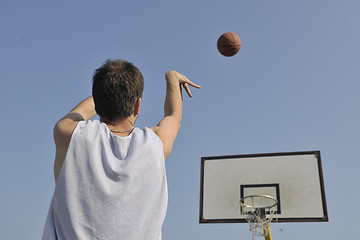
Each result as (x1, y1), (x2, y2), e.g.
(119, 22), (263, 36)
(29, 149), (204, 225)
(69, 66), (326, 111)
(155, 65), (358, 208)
(1, 0), (359, 239)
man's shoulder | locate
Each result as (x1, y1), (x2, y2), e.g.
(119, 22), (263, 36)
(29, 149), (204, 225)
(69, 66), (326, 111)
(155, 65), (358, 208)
(54, 113), (93, 145)
(137, 127), (161, 140)
(147, 126), (175, 159)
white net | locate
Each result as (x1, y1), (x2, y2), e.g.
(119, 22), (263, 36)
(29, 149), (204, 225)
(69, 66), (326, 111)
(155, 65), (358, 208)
(240, 195), (277, 240)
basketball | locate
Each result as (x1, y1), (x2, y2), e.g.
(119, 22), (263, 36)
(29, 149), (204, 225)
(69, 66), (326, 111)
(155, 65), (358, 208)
(217, 32), (241, 57)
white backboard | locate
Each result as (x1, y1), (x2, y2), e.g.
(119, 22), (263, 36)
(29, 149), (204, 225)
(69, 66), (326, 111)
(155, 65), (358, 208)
(199, 151), (328, 223)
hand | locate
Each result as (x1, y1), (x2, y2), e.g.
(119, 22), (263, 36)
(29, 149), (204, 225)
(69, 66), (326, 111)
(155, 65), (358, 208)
(165, 71), (201, 97)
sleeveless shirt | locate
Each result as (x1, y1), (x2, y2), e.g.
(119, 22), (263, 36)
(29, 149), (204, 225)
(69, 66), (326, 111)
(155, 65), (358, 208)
(42, 120), (168, 240)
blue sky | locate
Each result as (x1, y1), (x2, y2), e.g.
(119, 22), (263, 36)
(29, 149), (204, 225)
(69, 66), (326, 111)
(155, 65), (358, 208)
(1, 0), (359, 239)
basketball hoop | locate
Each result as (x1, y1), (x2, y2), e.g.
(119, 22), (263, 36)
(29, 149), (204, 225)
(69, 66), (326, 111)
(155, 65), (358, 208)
(240, 195), (278, 240)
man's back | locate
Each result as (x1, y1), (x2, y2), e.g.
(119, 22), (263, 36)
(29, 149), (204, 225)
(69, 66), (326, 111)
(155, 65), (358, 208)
(43, 60), (200, 239)
(43, 120), (167, 240)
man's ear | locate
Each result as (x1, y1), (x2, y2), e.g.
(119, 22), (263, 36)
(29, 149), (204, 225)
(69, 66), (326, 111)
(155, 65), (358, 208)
(134, 98), (141, 116)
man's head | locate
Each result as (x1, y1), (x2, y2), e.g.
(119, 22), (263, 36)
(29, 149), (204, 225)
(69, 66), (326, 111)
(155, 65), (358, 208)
(92, 59), (144, 123)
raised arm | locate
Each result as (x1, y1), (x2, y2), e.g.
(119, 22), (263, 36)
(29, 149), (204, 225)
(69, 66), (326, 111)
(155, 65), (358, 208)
(53, 96), (97, 181)
(151, 71), (200, 159)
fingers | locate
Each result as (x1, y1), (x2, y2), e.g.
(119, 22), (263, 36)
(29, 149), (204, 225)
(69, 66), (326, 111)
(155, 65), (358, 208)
(167, 71), (200, 97)
(186, 80), (201, 89)
(180, 76), (199, 98)
(181, 75), (201, 89)
(182, 83), (192, 97)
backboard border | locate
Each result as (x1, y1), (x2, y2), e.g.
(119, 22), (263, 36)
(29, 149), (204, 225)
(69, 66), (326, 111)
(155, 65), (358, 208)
(199, 150), (328, 224)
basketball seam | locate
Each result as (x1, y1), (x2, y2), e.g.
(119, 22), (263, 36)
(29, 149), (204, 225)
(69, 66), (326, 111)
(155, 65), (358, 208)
(220, 35), (233, 45)
(223, 47), (236, 56)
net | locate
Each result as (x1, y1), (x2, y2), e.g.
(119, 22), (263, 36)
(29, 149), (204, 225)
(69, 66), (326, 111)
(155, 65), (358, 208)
(240, 195), (278, 239)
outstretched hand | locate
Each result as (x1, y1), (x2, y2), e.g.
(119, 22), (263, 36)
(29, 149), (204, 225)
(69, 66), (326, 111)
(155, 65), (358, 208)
(165, 71), (201, 98)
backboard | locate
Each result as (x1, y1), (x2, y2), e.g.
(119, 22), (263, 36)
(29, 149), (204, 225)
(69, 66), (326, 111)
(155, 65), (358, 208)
(199, 151), (328, 223)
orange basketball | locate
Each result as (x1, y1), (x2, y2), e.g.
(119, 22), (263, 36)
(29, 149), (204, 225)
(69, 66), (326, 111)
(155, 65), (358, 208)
(217, 32), (241, 57)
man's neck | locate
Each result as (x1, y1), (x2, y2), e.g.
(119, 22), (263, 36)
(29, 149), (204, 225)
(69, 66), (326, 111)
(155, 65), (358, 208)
(101, 116), (137, 136)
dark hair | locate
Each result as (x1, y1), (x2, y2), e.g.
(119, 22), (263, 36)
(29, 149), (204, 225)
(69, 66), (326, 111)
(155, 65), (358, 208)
(92, 59), (144, 122)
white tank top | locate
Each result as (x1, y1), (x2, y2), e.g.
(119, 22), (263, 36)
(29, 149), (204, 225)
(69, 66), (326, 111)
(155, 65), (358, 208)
(42, 120), (168, 240)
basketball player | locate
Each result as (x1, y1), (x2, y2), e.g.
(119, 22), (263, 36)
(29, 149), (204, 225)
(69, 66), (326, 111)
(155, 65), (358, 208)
(42, 59), (200, 239)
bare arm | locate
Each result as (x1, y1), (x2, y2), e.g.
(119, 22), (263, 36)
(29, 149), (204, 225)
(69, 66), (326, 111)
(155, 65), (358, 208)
(151, 71), (200, 159)
(53, 96), (96, 181)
